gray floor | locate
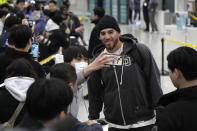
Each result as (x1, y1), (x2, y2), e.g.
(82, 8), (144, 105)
(77, 24), (177, 123)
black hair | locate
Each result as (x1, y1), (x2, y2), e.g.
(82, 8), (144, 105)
(8, 25), (32, 49)
(63, 45), (89, 63)
(4, 16), (18, 29)
(43, 9), (51, 17)
(26, 78), (73, 121)
(16, 11), (25, 23)
(48, 0), (57, 5)
(51, 11), (63, 25)
(62, 0), (70, 9)
(167, 46), (197, 81)
(93, 7), (105, 18)
(6, 58), (38, 79)
(0, 3), (10, 10)
(0, 9), (8, 18)
(50, 63), (77, 85)
(16, 0), (25, 4)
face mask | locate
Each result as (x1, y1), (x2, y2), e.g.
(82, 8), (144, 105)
(33, 11), (41, 21)
(75, 62), (88, 73)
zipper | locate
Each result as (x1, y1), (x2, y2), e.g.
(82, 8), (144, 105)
(113, 55), (126, 125)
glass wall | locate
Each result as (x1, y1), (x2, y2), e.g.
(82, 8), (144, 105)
(104, 0), (111, 15)
(119, 0), (128, 24)
(111, 0), (118, 21)
(88, 0), (96, 14)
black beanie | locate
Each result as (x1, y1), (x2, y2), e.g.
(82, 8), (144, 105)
(97, 15), (120, 33)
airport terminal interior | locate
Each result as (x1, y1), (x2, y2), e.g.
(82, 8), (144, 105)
(0, 0), (197, 130)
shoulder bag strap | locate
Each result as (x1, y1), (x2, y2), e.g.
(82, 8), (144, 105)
(7, 102), (25, 127)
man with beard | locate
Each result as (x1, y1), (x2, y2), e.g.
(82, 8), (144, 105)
(88, 15), (162, 131)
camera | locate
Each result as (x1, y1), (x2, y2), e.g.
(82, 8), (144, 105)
(105, 54), (123, 66)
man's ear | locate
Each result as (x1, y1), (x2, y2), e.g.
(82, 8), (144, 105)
(68, 82), (73, 89)
(174, 68), (182, 79)
(56, 110), (66, 120)
(68, 82), (77, 93)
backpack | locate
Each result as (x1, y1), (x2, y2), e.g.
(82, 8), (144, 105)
(128, 43), (144, 71)
(120, 34), (145, 73)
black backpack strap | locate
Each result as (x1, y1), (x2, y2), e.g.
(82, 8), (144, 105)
(129, 43), (148, 83)
(129, 43), (144, 70)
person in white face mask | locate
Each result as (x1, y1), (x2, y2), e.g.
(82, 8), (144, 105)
(61, 45), (114, 117)
(63, 45), (115, 85)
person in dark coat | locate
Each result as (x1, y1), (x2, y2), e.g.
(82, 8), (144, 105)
(134, 0), (140, 21)
(0, 16), (19, 52)
(18, 78), (103, 131)
(38, 11), (69, 64)
(88, 15), (162, 131)
(0, 58), (37, 126)
(0, 25), (45, 83)
(148, 0), (158, 32)
(61, 0), (84, 46)
(143, 0), (150, 31)
(48, 0), (58, 18)
(88, 7), (105, 59)
(10, 0), (25, 15)
(156, 46), (197, 131)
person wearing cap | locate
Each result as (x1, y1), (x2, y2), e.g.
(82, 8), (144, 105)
(88, 15), (162, 131)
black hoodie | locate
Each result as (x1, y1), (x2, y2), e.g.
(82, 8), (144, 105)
(88, 34), (162, 125)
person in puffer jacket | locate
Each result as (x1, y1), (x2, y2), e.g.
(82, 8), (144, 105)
(0, 58), (37, 126)
(88, 15), (163, 131)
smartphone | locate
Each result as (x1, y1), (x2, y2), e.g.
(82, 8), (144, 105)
(31, 44), (39, 58)
(28, 20), (35, 28)
(105, 54), (123, 66)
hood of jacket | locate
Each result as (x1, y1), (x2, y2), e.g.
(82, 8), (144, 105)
(4, 77), (35, 102)
(158, 86), (197, 106)
(45, 19), (59, 32)
(92, 33), (138, 57)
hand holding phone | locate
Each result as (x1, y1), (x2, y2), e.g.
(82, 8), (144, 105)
(105, 54), (123, 66)
(31, 44), (39, 59)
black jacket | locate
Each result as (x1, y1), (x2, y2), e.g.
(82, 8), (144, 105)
(18, 114), (103, 131)
(39, 29), (69, 61)
(157, 86), (197, 131)
(88, 19), (104, 59)
(0, 48), (45, 83)
(88, 34), (162, 125)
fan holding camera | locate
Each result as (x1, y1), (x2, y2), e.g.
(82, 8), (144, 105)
(88, 15), (163, 131)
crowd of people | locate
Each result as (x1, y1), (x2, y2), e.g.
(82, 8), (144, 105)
(0, 0), (197, 131)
